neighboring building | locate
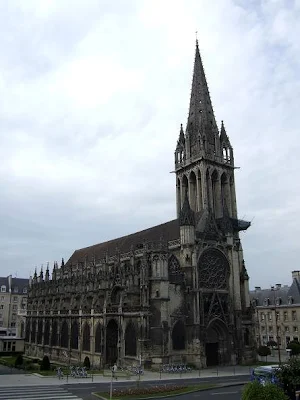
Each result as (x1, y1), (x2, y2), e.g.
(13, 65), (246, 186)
(25, 40), (253, 368)
(0, 337), (24, 354)
(250, 271), (300, 350)
(0, 275), (28, 336)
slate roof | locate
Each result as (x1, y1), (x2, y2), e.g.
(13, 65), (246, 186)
(0, 276), (29, 293)
(250, 279), (300, 306)
(66, 212), (251, 266)
(66, 218), (180, 265)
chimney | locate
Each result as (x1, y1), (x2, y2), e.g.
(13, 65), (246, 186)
(292, 271), (300, 281)
(255, 286), (261, 291)
(8, 275), (12, 292)
(276, 284), (281, 289)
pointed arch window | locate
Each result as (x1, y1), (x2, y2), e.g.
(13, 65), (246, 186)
(168, 255), (184, 284)
(82, 323), (90, 352)
(60, 320), (69, 348)
(51, 320), (58, 346)
(31, 319), (37, 343)
(95, 324), (102, 353)
(44, 320), (50, 346)
(37, 320), (43, 344)
(71, 320), (79, 350)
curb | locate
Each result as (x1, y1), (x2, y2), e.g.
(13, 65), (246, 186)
(91, 381), (248, 400)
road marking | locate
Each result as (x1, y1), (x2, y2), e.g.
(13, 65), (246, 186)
(210, 390), (240, 395)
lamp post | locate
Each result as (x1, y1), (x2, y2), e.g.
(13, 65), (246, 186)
(271, 286), (282, 365)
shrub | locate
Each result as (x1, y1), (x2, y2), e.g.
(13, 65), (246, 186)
(40, 355), (51, 371)
(14, 354), (23, 368)
(83, 356), (91, 370)
(242, 381), (289, 400)
(257, 345), (271, 361)
(275, 358), (300, 397)
(287, 341), (300, 356)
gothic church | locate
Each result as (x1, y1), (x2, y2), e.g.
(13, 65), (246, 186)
(25, 41), (253, 368)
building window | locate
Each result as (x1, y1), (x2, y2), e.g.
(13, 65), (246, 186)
(292, 311), (297, 321)
(264, 298), (270, 306)
(288, 296), (294, 305)
(3, 342), (6, 351)
(293, 337), (299, 342)
(261, 325), (265, 331)
(1, 286), (6, 293)
(12, 314), (16, 321)
(23, 288), (27, 294)
(262, 335), (267, 344)
(285, 326), (290, 333)
(8, 342), (11, 351)
(13, 297), (17, 302)
(261, 313), (265, 321)
(0, 296), (4, 302)
(268, 326), (273, 333)
(0, 305), (3, 310)
(277, 325), (281, 333)
(268, 312), (272, 321)
(10, 322), (15, 327)
(13, 287), (18, 293)
(284, 312), (288, 321)
(12, 344), (15, 352)
(276, 312), (280, 321)
(12, 305), (17, 311)
(294, 326), (298, 333)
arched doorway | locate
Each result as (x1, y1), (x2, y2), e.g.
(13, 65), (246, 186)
(106, 320), (118, 365)
(205, 319), (230, 366)
(125, 322), (137, 356)
(172, 321), (186, 350)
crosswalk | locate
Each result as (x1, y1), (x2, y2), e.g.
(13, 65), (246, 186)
(0, 385), (83, 400)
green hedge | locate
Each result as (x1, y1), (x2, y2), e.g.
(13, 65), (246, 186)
(242, 381), (289, 400)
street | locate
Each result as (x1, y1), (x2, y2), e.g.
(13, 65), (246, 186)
(64, 377), (247, 400)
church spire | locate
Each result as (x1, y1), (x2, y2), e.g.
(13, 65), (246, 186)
(186, 40), (218, 152)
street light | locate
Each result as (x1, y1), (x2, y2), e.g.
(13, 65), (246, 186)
(271, 286), (282, 365)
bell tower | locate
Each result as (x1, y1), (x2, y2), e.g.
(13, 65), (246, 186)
(175, 40), (237, 220)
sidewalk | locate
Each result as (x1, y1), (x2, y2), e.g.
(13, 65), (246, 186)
(0, 365), (252, 388)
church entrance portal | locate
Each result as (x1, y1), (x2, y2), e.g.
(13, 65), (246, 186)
(206, 342), (219, 366)
(106, 320), (118, 365)
(205, 319), (230, 366)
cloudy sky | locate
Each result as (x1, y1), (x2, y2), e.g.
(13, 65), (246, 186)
(0, 0), (299, 289)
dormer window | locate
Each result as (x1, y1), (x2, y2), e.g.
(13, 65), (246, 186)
(23, 288), (27, 294)
(14, 287), (18, 293)
(264, 298), (270, 306)
(275, 297), (282, 306)
(288, 296), (294, 305)
(1, 286), (6, 293)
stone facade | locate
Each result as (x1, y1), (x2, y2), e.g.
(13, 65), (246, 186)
(25, 41), (254, 368)
(251, 271), (300, 352)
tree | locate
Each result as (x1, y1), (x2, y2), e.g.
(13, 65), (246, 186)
(83, 356), (90, 370)
(40, 355), (51, 371)
(242, 381), (289, 400)
(257, 345), (271, 361)
(14, 354), (23, 368)
(275, 358), (300, 398)
(287, 341), (300, 356)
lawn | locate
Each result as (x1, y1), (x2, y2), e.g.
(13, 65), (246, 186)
(93, 383), (218, 399)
